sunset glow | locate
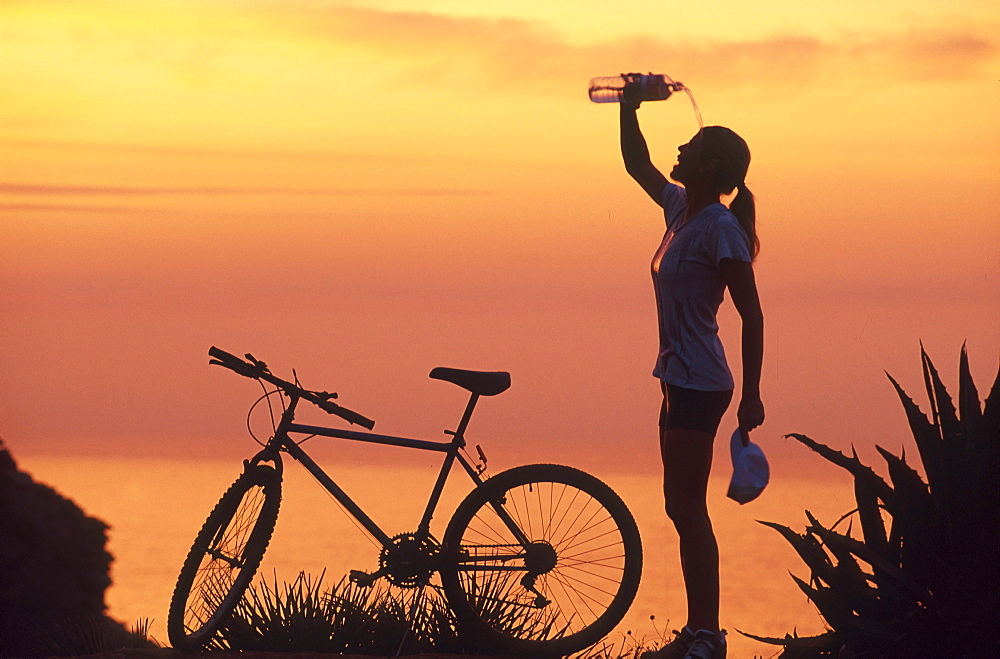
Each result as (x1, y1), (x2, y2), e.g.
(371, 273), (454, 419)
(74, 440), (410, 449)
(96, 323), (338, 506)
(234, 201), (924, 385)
(3, 1), (999, 654)
(3, 0), (998, 467)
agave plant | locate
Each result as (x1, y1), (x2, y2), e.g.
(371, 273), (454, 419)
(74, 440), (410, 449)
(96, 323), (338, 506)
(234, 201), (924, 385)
(748, 346), (999, 657)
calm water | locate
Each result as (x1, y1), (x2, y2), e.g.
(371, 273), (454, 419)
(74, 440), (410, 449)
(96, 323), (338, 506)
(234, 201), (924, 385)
(21, 454), (857, 657)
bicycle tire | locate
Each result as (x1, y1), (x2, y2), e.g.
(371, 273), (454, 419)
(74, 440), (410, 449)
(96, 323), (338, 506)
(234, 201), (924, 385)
(441, 464), (642, 656)
(167, 463), (281, 651)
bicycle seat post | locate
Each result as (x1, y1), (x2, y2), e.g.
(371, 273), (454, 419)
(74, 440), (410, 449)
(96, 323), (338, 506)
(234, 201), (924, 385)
(429, 366), (510, 447)
(447, 393), (480, 448)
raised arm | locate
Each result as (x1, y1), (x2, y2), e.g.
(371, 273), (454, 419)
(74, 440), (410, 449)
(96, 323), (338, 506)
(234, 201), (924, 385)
(719, 258), (765, 436)
(620, 101), (668, 204)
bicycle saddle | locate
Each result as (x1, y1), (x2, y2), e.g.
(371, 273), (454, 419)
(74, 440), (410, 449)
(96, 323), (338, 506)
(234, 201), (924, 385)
(429, 367), (511, 396)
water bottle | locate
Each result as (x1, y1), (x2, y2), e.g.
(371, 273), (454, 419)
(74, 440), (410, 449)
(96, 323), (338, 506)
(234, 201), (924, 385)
(588, 73), (684, 104)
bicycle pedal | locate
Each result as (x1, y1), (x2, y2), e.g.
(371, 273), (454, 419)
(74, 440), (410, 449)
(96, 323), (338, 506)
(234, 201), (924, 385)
(349, 570), (376, 588)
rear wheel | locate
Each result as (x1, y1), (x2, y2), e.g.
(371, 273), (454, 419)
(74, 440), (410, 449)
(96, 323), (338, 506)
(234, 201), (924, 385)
(167, 463), (281, 651)
(441, 464), (642, 656)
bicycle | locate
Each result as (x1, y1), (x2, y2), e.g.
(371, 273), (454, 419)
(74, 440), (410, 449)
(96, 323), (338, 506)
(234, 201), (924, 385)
(167, 347), (642, 656)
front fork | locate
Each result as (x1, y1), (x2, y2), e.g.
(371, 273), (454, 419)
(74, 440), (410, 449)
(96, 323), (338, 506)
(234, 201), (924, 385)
(245, 394), (300, 475)
(245, 449), (284, 480)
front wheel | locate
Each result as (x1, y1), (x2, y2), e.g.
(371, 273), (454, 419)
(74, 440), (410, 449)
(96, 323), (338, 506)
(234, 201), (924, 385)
(441, 464), (642, 656)
(167, 462), (281, 651)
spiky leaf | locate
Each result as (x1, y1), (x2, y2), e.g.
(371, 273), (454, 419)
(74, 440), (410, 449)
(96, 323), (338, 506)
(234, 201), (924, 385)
(823, 545), (878, 620)
(964, 349), (1000, 534)
(982, 352), (1000, 439)
(759, 519), (835, 586)
(790, 574), (858, 633)
(784, 434), (895, 512)
(807, 522), (930, 612)
(921, 346), (961, 448)
(873, 445), (951, 604)
(739, 629), (843, 656)
(886, 372), (945, 499)
(853, 474), (888, 557)
(958, 345), (983, 450)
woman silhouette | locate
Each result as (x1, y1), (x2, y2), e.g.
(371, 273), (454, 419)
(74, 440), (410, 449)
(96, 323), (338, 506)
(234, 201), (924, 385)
(619, 82), (765, 659)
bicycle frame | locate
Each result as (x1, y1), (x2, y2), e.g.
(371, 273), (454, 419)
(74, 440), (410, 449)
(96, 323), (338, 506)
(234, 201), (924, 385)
(171, 348), (642, 656)
(250, 389), (496, 550)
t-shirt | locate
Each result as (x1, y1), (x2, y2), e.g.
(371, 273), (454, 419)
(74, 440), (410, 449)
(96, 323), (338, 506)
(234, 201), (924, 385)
(651, 183), (752, 391)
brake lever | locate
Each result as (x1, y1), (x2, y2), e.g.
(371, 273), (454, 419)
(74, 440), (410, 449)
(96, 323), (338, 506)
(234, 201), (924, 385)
(245, 353), (269, 372)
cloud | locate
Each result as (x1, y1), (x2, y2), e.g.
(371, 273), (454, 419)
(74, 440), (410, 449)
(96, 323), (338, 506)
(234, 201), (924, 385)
(857, 28), (998, 81)
(0, 138), (398, 162)
(0, 183), (489, 197)
(6, 2), (992, 114)
(274, 6), (999, 90)
(0, 203), (138, 213)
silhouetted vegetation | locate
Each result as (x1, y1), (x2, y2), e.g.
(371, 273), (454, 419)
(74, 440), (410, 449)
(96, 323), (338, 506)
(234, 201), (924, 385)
(205, 571), (468, 654)
(41, 616), (159, 656)
(748, 346), (999, 657)
(200, 569), (665, 656)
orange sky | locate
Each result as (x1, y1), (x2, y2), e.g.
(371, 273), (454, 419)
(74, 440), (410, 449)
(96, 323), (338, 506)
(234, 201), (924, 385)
(2, 0), (998, 477)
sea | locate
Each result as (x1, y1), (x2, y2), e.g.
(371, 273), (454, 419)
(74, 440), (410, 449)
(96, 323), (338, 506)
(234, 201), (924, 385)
(18, 453), (859, 657)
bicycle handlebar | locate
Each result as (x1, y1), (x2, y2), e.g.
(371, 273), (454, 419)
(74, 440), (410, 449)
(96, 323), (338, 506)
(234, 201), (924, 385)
(208, 346), (376, 430)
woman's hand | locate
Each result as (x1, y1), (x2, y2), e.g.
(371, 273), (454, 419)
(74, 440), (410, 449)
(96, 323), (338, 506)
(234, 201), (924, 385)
(621, 72), (643, 110)
(737, 394), (765, 445)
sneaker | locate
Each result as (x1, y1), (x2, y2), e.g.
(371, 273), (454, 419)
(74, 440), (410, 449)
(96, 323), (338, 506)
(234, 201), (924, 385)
(683, 629), (727, 659)
(640, 626), (696, 658)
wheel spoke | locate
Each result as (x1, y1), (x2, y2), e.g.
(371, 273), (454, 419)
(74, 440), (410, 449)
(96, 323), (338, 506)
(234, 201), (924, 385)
(443, 465), (640, 653)
(169, 466), (280, 651)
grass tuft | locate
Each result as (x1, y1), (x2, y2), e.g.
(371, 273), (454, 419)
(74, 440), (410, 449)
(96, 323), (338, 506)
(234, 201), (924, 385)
(42, 616), (160, 656)
(202, 569), (665, 656)
(206, 570), (465, 654)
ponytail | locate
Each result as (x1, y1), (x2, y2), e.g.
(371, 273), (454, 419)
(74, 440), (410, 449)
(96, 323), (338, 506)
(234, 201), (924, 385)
(700, 126), (759, 261)
(730, 183), (759, 261)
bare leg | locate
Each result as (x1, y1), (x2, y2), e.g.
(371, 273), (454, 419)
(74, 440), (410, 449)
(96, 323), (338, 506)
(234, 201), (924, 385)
(660, 426), (719, 633)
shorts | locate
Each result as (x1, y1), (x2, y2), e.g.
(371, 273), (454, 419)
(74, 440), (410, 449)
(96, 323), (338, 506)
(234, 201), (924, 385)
(659, 382), (733, 434)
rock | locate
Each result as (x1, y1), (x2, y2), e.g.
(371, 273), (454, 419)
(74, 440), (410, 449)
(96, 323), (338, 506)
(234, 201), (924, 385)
(0, 439), (123, 656)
